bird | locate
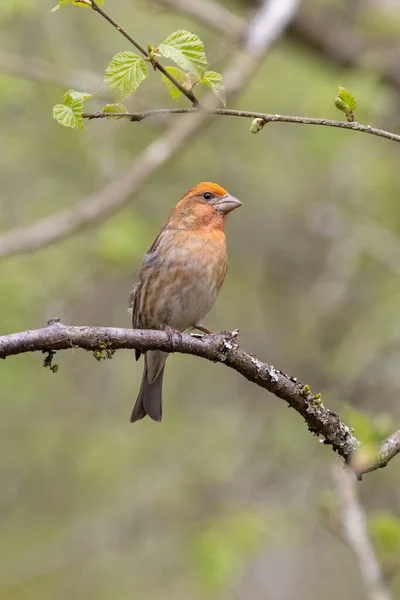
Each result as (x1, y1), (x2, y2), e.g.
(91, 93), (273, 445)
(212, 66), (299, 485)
(129, 182), (242, 423)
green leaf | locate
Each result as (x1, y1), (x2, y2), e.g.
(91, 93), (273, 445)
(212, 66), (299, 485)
(51, 0), (103, 11)
(65, 89), (92, 102)
(52, 89), (90, 129)
(335, 85), (357, 120)
(102, 103), (126, 119)
(104, 52), (148, 98)
(202, 70), (226, 105)
(53, 103), (83, 129)
(158, 30), (207, 78)
(161, 66), (190, 101)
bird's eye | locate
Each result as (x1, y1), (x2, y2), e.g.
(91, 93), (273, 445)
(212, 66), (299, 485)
(203, 192), (212, 200)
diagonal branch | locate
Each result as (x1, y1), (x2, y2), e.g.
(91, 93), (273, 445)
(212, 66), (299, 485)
(1, 321), (398, 477)
(355, 429), (400, 479)
(0, 321), (358, 460)
(82, 108), (400, 145)
(0, 0), (298, 260)
(89, 0), (199, 105)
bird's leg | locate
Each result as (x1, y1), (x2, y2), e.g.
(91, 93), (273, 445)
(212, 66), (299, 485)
(194, 323), (214, 335)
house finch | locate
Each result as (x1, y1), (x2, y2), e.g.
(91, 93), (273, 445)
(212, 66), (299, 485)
(129, 182), (242, 423)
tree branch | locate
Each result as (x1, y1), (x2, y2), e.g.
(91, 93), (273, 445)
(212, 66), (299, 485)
(332, 465), (393, 600)
(1, 319), (399, 476)
(89, 0), (199, 106)
(355, 429), (400, 479)
(0, 321), (358, 459)
(0, 0), (297, 260)
(82, 108), (400, 145)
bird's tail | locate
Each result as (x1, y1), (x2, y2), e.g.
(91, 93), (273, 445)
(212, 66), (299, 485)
(130, 351), (167, 423)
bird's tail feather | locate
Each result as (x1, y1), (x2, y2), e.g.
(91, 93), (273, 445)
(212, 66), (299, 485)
(130, 355), (166, 423)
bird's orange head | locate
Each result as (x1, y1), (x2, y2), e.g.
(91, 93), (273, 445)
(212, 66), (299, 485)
(169, 182), (242, 230)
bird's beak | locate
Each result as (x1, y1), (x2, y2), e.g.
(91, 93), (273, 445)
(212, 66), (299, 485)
(215, 194), (242, 214)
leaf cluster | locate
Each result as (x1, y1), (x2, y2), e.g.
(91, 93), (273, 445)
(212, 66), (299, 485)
(51, 2), (225, 129)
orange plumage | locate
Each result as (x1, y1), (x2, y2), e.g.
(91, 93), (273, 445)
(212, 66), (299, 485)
(130, 182), (242, 423)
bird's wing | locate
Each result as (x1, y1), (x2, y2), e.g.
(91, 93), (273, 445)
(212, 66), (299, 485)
(131, 225), (168, 328)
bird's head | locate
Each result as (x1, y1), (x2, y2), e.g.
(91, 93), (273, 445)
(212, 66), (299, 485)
(169, 182), (242, 230)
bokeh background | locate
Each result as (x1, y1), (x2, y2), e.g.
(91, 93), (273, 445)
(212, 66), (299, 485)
(1, 0), (400, 598)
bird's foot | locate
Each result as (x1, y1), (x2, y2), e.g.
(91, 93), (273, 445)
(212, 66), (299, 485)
(194, 323), (214, 335)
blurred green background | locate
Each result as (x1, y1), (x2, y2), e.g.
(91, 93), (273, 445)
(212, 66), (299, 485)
(1, 0), (400, 598)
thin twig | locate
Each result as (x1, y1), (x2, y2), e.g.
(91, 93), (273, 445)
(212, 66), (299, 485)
(355, 429), (400, 479)
(0, 0), (297, 260)
(332, 466), (392, 600)
(89, 0), (199, 105)
(83, 108), (400, 145)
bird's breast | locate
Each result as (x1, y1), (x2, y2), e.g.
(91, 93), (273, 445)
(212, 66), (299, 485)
(140, 230), (227, 330)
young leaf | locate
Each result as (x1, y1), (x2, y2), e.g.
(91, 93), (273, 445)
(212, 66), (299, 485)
(52, 89), (90, 129)
(53, 100), (83, 129)
(102, 103), (127, 119)
(104, 52), (148, 98)
(64, 90), (92, 102)
(202, 71), (226, 106)
(161, 66), (191, 101)
(335, 85), (357, 121)
(158, 30), (207, 78)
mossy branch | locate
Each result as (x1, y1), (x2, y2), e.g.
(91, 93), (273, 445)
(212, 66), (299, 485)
(1, 320), (399, 478)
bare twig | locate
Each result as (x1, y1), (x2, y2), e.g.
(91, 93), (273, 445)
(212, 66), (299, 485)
(82, 107), (400, 145)
(0, 0), (298, 260)
(355, 429), (400, 479)
(89, 0), (199, 105)
(332, 466), (392, 600)
(0, 321), (358, 459)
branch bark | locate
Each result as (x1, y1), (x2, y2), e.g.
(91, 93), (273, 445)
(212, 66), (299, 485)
(1, 321), (399, 476)
(0, 321), (357, 459)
